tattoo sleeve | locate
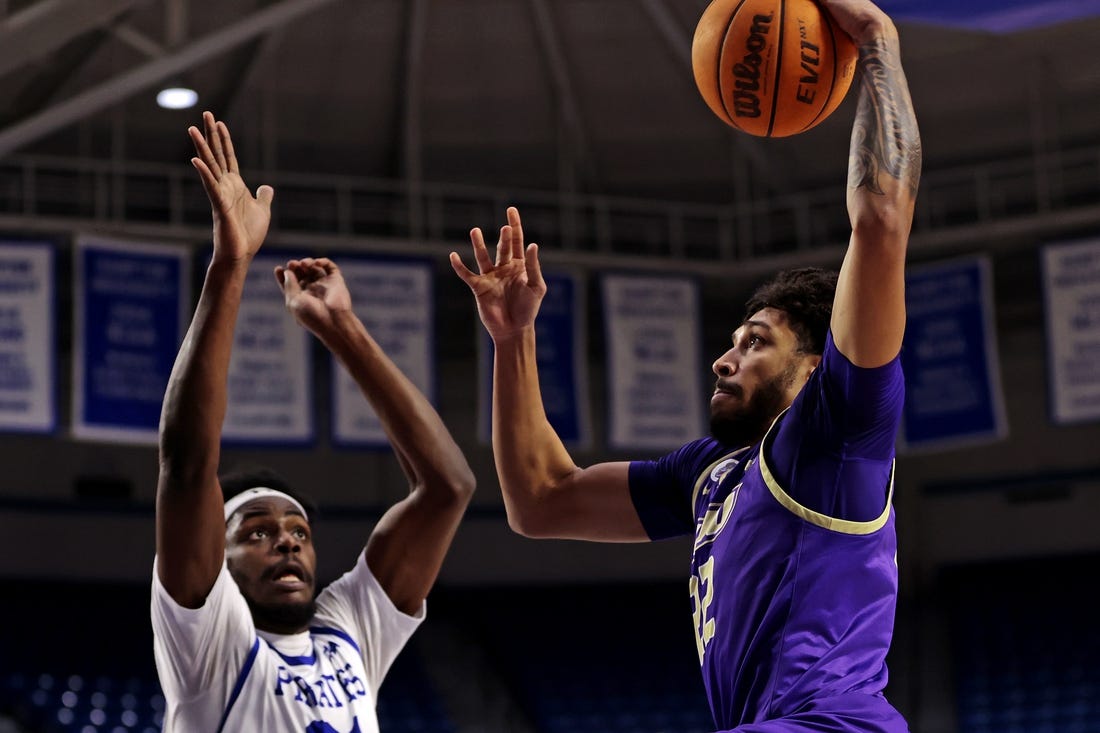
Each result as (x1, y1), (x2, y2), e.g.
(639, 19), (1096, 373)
(848, 37), (922, 198)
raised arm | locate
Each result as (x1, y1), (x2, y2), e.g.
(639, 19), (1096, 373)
(821, 0), (922, 367)
(156, 112), (274, 607)
(275, 257), (475, 614)
(450, 207), (648, 542)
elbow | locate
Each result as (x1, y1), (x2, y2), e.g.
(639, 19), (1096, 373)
(452, 468), (477, 504)
(852, 204), (912, 249)
(503, 496), (560, 539)
(425, 466), (477, 507)
(506, 510), (549, 539)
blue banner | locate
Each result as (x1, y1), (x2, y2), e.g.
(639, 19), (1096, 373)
(0, 241), (55, 433)
(73, 237), (190, 444)
(900, 256), (1007, 451)
(479, 270), (590, 447)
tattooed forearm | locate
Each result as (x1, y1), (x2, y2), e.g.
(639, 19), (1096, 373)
(848, 37), (922, 197)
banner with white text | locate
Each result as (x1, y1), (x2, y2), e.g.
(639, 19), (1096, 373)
(478, 269), (590, 448)
(900, 255), (1008, 452)
(602, 274), (704, 451)
(333, 257), (435, 447)
(73, 237), (190, 444)
(222, 252), (314, 445)
(0, 241), (55, 432)
(1042, 236), (1100, 424)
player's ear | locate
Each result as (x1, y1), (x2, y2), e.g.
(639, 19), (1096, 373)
(801, 353), (822, 381)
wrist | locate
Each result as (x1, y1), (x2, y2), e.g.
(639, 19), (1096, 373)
(852, 17), (897, 46)
(312, 308), (363, 350)
(206, 254), (252, 279)
(491, 325), (537, 349)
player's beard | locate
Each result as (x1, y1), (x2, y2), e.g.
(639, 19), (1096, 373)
(709, 361), (799, 448)
(245, 595), (317, 634)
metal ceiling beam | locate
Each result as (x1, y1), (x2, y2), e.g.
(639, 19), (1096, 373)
(0, 28), (112, 127)
(639, 0), (793, 196)
(402, 0), (429, 238)
(0, 0), (343, 159)
(165, 0), (188, 47)
(110, 22), (165, 58)
(528, 0), (598, 192)
(0, 0), (145, 78)
(220, 30), (284, 122)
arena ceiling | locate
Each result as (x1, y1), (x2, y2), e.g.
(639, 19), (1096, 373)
(0, 0), (1099, 211)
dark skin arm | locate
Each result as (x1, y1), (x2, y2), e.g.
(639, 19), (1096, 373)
(275, 258), (475, 615)
(156, 112), (274, 608)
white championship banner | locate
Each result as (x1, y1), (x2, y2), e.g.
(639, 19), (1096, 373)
(333, 257), (434, 446)
(602, 273), (704, 451)
(1042, 237), (1100, 424)
(0, 241), (55, 432)
(223, 252), (314, 444)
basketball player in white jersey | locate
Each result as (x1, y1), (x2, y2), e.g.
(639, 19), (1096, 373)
(151, 111), (476, 732)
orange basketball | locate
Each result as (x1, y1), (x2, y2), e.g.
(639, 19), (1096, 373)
(692, 0), (859, 137)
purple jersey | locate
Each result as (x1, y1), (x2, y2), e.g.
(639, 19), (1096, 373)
(630, 332), (908, 732)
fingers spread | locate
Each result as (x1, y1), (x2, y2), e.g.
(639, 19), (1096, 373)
(204, 111), (228, 173)
(218, 120), (239, 175)
(470, 228), (493, 274)
(496, 225), (513, 266)
(189, 127), (218, 177)
(525, 242), (545, 290)
(449, 252), (478, 286)
(507, 207), (524, 259)
(191, 158), (217, 199)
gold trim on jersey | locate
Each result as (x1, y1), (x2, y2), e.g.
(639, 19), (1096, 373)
(691, 446), (752, 555)
(690, 446), (751, 510)
(758, 409), (894, 535)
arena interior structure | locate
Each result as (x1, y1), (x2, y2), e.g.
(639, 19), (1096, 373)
(1, 0), (1099, 731)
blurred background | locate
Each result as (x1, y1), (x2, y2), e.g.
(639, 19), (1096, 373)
(1, 0), (1099, 731)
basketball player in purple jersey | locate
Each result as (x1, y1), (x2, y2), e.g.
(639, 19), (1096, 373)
(450, 0), (920, 728)
(152, 112), (475, 732)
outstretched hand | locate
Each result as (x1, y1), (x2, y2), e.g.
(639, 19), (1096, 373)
(450, 206), (546, 341)
(275, 257), (353, 336)
(189, 111), (274, 264)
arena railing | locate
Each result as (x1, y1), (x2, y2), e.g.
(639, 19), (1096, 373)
(0, 144), (1097, 267)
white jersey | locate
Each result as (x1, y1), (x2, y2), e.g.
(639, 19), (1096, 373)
(151, 553), (423, 733)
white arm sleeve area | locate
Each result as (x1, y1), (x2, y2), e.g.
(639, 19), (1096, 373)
(150, 558), (256, 708)
(313, 552), (425, 699)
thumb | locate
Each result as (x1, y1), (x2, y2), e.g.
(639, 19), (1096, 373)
(449, 252), (478, 288)
(255, 185), (275, 208)
(277, 266), (302, 304)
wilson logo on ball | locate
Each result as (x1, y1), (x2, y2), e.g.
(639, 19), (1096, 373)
(692, 0), (858, 137)
(732, 12), (773, 119)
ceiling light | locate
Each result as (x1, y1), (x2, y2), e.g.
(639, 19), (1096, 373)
(156, 86), (198, 110)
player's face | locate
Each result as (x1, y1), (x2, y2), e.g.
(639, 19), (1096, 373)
(709, 307), (820, 447)
(225, 497), (318, 634)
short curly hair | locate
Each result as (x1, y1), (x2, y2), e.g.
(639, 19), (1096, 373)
(743, 267), (838, 355)
(219, 465), (318, 521)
